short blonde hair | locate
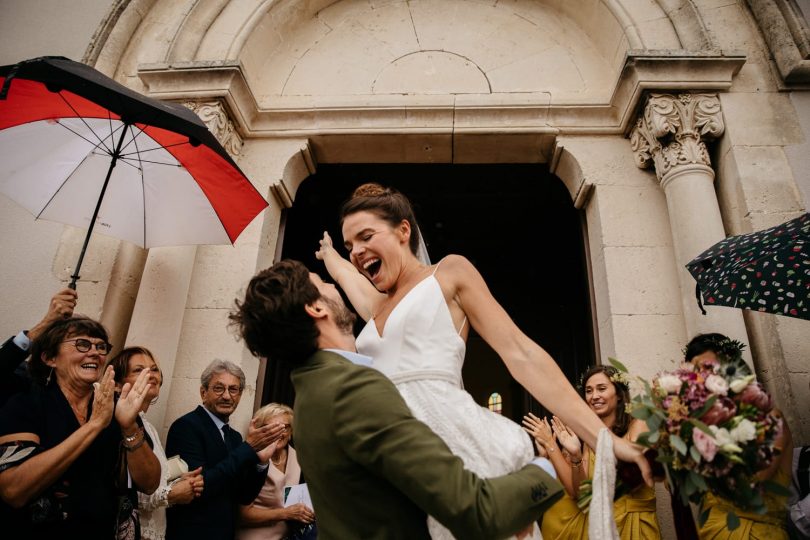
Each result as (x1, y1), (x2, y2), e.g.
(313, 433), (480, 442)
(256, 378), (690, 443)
(254, 402), (293, 426)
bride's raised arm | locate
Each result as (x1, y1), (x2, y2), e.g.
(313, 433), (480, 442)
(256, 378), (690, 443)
(315, 231), (384, 321)
(440, 254), (652, 485)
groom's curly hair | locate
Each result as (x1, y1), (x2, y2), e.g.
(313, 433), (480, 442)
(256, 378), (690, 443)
(230, 260), (321, 366)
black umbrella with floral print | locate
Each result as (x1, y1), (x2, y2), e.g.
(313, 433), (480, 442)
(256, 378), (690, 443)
(686, 212), (810, 320)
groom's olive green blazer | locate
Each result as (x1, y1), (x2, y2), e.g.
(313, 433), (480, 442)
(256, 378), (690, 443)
(291, 350), (563, 540)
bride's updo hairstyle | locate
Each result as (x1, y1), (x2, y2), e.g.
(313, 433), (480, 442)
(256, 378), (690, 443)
(339, 183), (421, 255)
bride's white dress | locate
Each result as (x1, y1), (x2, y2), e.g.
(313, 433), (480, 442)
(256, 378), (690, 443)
(355, 268), (541, 540)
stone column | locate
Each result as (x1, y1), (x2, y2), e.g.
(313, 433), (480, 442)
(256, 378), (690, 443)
(127, 99), (243, 437)
(630, 93), (750, 356)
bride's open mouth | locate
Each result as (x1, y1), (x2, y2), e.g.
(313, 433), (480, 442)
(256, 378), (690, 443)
(363, 258), (382, 280)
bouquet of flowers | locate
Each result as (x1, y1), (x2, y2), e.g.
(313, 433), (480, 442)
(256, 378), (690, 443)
(612, 338), (786, 530)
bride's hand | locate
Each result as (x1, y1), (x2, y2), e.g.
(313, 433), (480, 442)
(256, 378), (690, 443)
(315, 231), (336, 261)
(612, 436), (653, 487)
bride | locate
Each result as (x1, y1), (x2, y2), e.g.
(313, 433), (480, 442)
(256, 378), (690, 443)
(316, 183), (649, 539)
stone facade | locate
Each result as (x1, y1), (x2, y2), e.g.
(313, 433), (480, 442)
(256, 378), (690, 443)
(2, 1), (810, 536)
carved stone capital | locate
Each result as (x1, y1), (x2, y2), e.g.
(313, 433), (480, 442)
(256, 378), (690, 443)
(181, 100), (243, 157)
(630, 93), (724, 183)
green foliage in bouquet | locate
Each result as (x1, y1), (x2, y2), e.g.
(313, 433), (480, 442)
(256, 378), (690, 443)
(608, 349), (788, 531)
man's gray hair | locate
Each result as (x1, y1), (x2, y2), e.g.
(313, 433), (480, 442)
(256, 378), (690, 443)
(201, 359), (246, 390)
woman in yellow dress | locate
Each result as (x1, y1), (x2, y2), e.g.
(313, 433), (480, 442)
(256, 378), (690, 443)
(523, 365), (661, 539)
(684, 333), (792, 540)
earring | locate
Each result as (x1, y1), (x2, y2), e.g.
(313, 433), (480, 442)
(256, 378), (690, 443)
(45, 367), (54, 385)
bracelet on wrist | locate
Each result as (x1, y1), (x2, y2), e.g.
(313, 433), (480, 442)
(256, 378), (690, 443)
(122, 427), (145, 451)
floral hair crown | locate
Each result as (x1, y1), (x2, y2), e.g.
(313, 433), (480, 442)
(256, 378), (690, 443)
(577, 366), (630, 391)
(683, 335), (747, 363)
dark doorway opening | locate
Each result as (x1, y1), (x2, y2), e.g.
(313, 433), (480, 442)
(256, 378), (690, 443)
(264, 164), (595, 423)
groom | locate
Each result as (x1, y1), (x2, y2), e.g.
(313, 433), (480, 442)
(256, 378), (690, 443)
(230, 260), (563, 540)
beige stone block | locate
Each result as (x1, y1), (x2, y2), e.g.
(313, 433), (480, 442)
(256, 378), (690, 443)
(714, 142), (750, 236)
(186, 245), (259, 309)
(593, 185), (672, 248)
(603, 246), (682, 315)
(611, 314), (688, 381)
(720, 93), (805, 147)
(775, 316), (810, 374)
(622, 0), (669, 24)
(251, 18), (332, 96)
(633, 17), (682, 49)
(581, 0), (625, 63)
(173, 308), (245, 379)
(725, 145), (805, 214)
(700, 3), (762, 52)
(487, 46), (587, 95)
(557, 136), (657, 188)
(728, 50), (778, 93)
(374, 51), (491, 94)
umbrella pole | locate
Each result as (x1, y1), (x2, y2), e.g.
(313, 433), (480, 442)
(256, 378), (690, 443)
(69, 124), (130, 290)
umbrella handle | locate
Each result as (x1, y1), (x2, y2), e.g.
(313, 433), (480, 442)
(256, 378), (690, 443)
(695, 284), (707, 315)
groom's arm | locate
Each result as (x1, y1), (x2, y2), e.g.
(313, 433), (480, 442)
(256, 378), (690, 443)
(333, 367), (563, 540)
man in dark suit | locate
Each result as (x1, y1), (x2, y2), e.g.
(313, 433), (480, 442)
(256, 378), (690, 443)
(229, 260), (564, 540)
(165, 360), (283, 540)
(1, 288), (77, 407)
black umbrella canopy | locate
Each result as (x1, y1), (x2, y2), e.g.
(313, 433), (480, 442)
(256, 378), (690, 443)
(686, 213), (810, 320)
(0, 55), (238, 169)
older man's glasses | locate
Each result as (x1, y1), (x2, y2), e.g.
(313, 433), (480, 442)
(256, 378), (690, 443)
(210, 384), (242, 396)
(63, 338), (112, 355)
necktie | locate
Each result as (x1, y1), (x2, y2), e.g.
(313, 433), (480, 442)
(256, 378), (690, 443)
(221, 424), (237, 450)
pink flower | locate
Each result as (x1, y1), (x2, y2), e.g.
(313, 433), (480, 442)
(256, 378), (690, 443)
(693, 428), (718, 462)
(700, 396), (737, 425)
(739, 383), (772, 411)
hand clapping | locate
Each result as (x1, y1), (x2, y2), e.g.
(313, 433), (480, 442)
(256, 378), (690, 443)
(522, 412), (557, 457)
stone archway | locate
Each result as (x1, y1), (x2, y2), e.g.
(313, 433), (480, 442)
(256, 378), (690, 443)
(87, 0), (746, 440)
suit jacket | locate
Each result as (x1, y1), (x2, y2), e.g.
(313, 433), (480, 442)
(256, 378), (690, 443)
(291, 350), (564, 540)
(165, 405), (265, 540)
(0, 336), (30, 409)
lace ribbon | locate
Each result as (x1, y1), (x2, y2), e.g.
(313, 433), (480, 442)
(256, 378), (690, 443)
(588, 428), (620, 539)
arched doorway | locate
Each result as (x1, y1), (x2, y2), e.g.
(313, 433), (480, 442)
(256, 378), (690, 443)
(263, 163), (595, 423)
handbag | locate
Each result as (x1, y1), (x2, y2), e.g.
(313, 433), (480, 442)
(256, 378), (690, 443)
(113, 439), (141, 540)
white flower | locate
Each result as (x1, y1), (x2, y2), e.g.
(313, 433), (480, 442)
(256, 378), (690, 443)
(729, 375), (756, 394)
(730, 418), (757, 443)
(658, 374), (682, 394)
(709, 426), (734, 446)
(705, 374), (729, 396)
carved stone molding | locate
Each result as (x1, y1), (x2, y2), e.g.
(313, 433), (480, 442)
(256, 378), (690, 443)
(746, 0), (810, 86)
(181, 100), (243, 157)
(630, 93), (724, 183)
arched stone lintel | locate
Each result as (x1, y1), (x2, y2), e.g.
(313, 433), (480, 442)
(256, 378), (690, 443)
(270, 141), (318, 209)
(549, 142), (592, 209)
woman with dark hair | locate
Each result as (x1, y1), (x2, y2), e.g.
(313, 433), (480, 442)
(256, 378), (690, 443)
(683, 333), (792, 540)
(524, 365), (660, 539)
(316, 183), (649, 539)
(107, 347), (204, 540)
(0, 316), (160, 539)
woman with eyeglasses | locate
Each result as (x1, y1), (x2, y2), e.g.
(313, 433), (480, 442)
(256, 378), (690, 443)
(0, 316), (160, 539)
(107, 346), (205, 540)
(237, 402), (315, 540)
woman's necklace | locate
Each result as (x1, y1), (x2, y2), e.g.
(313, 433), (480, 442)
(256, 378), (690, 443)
(271, 448), (287, 468)
(68, 400), (88, 424)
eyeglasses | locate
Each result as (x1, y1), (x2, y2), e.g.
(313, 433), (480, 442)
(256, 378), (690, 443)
(209, 384), (242, 396)
(63, 338), (112, 355)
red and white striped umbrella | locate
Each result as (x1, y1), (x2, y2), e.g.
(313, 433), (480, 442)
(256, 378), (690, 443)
(0, 56), (268, 287)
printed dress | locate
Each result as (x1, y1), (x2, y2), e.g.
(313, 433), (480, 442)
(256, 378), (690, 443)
(356, 269), (538, 540)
